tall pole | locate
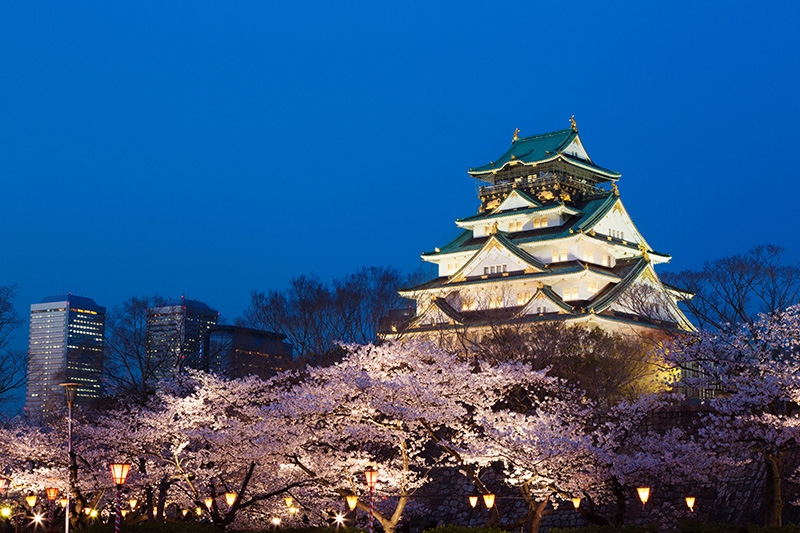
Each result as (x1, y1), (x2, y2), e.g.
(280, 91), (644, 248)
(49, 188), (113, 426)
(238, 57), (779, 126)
(369, 485), (374, 533)
(61, 383), (79, 533)
(115, 485), (121, 533)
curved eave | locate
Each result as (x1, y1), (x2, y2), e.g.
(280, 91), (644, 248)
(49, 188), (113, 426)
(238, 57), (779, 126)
(456, 204), (582, 228)
(468, 154), (621, 181)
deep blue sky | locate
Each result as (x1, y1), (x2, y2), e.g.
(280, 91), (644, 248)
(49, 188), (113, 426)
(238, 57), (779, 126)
(2, 2), (799, 409)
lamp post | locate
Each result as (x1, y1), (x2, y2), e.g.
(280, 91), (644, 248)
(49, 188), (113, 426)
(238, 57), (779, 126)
(46, 487), (58, 526)
(482, 494), (495, 509)
(637, 487), (650, 511)
(110, 463), (131, 533)
(60, 382), (79, 533)
(364, 469), (377, 533)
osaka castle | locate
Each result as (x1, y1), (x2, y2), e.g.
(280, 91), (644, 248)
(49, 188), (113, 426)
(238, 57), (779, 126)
(393, 119), (692, 340)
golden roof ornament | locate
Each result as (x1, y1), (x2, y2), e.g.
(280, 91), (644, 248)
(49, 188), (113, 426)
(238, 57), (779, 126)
(612, 183), (619, 196)
(512, 128), (520, 142)
(569, 115), (577, 131)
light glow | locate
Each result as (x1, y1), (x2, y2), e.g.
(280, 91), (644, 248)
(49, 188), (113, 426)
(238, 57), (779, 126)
(285, 496), (293, 507)
(204, 497), (213, 509)
(364, 469), (378, 489)
(346, 495), (358, 510)
(334, 512), (345, 525)
(26, 494), (37, 508)
(46, 487), (59, 501)
(637, 487), (650, 508)
(483, 494), (495, 509)
(129, 499), (138, 509)
(272, 517), (281, 525)
(110, 463), (131, 486)
(60, 498), (68, 507)
(572, 497), (581, 511)
(225, 492), (237, 507)
(1, 508), (11, 518)
(686, 496), (696, 512)
(468, 496), (478, 508)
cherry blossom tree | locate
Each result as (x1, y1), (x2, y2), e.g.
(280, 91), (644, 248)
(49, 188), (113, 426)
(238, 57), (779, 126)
(661, 304), (800, 526)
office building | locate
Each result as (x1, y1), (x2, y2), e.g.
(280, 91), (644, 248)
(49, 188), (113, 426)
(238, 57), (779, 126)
(204, 325), (293, 379)
(25, 294), (105, 412)
(146, 297), (218, 376)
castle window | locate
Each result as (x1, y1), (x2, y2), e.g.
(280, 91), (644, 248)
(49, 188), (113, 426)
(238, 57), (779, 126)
(583, 250), (594, 262)
(517, 292), (531, 306)
(560, 249), (568, 261)
(534, 217), (548, 229)
(502, 264), (507, 272)
(462, 298), (476, 311)
(563, 287), (578, 300)
(448, 263), (455, 275)
(588, 281), (598, 294)
(602, 254), (611, 267)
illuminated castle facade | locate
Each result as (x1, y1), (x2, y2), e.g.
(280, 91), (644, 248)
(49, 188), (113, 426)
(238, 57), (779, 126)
(393, 121), (691, 341)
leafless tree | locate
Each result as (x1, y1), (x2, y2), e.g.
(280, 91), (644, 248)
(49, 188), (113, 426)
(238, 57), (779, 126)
(242, 266), (422, 365)
(0, 284), (25, 403)
(661, 244), (800, 331)
(104, 295), (179, 405)
(476, 322), (659, 406)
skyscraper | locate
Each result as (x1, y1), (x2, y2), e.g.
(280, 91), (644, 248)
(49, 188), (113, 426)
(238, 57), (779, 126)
(204, 325), (293, 380)
(25, 294), (105, 412)
(146, 297), (218, 376)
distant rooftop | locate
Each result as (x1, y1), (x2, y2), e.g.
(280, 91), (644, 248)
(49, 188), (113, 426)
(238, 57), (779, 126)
(150, 297), (218, 315)
(37, 294), (105, 311)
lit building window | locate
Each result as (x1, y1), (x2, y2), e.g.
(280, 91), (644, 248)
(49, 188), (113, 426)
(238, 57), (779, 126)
(602, 254), (611, 267)
(563, 287), (579, 300)
(588, 281), (598, 294)
(448, 263), (455, 275)
(517, 292), (531, 306)
(560, 249), (568, 261)
(583, 250), (594, 262)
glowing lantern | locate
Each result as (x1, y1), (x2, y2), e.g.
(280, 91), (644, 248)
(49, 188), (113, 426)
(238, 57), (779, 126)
(182, 509), (189, 517)
(109, 463), (131, 486)
(686, 496), (696, 512)
(346, 495), (358, 510)
(60, 498), (68, 508)
(129, 499), (138, 509)
(289, 506), (299, 515)
(572, 497), (581, 511)
(272, 517), (281, 525)
(483, 494), (495, 509)
(26, 494), (37, 508)
(225, 492), (237, 507)
(285, 496), (293, 507)
(46, 487), (59, 501)
(204, 497), (213, 509)
(84, 508), (91, 516)
(637, 487), (650, 509)
(90, 509), (98, 518)
(1, 508), (10, 518)
(364, 469), (378, 489)
(121, 510), (128, 518)
(468, 496), (478, 508)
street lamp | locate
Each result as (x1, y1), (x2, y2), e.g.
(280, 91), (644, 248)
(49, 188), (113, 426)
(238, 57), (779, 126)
(468, 496), (478, 508)
(60, 382), (79, 533)
(110, 463), (131, 533)
(685, 496), (696, 512)
(284, 496), (293, 507)
(26, 494), (37, 508)
(129, 498), (138, 510)
(204, 497), (213, 511)
(637, 487), (650, 510)
(571, 497), (581, 512)
(225, 492), (237, 511)
(346, 495), (358, 511)
(364, 469), (378, 533)
(46, 488), (59, 526)
(482, 494), (495, 509)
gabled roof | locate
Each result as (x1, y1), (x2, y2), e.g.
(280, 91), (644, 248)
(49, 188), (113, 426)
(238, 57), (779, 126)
(455, 203), (581, 227)
(468, 127), (621, 180)
(522, 285), (575, 314)
(408, 298), (464, 328)
(446, 233), (548, 284)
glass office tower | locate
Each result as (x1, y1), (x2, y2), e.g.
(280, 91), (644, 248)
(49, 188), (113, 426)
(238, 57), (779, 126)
(25, 294), (105, 412)
(146, 297), (218, 377)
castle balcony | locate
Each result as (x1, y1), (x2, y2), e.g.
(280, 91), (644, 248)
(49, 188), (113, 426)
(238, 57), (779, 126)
(477, 171), (607, 202)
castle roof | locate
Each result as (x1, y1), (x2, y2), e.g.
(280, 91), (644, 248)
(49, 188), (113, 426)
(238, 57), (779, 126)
(468, 127), (620, 182)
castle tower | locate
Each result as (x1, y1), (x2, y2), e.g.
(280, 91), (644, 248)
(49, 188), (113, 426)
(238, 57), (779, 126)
(393, 121), (692, 341)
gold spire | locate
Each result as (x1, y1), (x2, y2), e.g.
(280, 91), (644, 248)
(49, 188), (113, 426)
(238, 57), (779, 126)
(513, 128), (520, 142)
(569, 115), (577, 131)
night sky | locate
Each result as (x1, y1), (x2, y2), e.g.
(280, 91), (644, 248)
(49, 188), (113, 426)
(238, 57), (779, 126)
(2, 3), (799, 410)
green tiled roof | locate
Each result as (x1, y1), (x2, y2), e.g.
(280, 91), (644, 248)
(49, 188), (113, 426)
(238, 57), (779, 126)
(456, 203), (581, 224)
(468, 128), (621, 179)
(424, 191), (639, 258)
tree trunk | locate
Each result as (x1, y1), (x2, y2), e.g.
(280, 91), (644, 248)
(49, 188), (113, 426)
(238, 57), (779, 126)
(764, 452), (784, 527)
(612, 477), (626, 526)
(529, 496), (549, 533)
